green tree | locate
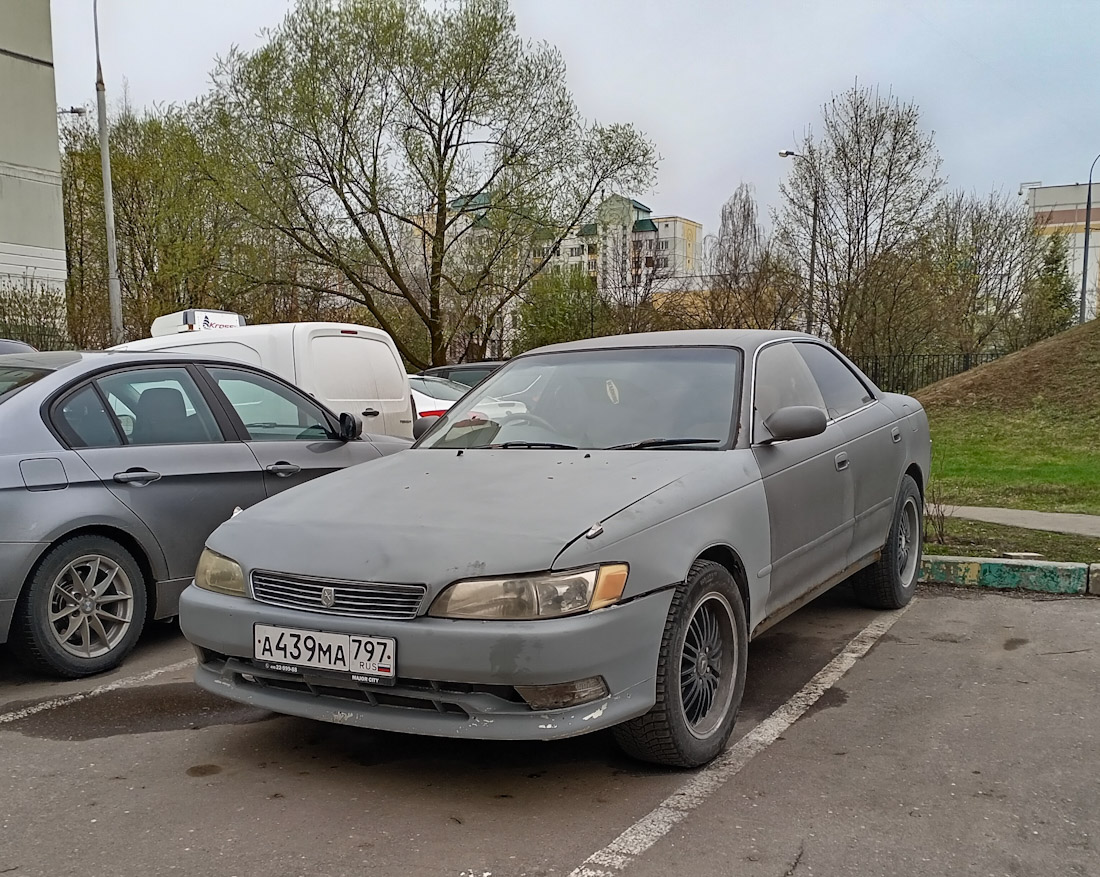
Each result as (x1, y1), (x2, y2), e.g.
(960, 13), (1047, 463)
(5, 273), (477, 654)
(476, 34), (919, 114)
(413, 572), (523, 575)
(202, 0), (656, 368)
(1001, 233), (1077, 350)
(514, 269), (605, 353)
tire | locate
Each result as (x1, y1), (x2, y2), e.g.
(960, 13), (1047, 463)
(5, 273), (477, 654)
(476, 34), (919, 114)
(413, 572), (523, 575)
(11, 535), (148, 678)
(613, 559), (748, 768)
(853, 474), (923, 610)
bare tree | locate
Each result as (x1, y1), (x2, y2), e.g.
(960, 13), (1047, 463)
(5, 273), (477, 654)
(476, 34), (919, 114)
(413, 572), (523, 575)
(924, 191), (1044, 353)
(677, 184), (800, 330)
(777, 84), (943, 354)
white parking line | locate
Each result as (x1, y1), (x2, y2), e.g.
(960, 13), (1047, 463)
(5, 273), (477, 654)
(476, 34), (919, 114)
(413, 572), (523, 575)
(569, 604), (913, 877)
(0, 658), (196, 725)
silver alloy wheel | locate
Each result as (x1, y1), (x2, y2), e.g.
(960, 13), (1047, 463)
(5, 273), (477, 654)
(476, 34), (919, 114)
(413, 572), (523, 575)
(47, 554), (135, 659)
(897, 496), (920, 587)
(680, 593), (738, 739)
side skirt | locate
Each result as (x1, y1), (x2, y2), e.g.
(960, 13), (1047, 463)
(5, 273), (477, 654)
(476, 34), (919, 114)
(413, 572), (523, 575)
(750, 551), (881, 640)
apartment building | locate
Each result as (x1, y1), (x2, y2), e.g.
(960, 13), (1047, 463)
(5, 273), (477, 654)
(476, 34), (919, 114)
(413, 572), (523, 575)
(537, 194), (704, 291)
(0, 0), (66, 291)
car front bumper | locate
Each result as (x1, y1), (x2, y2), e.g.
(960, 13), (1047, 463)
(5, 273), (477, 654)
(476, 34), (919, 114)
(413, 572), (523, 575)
(180, 583), (674, 740)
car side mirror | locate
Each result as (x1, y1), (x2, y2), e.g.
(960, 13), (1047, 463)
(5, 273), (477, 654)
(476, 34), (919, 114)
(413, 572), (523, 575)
(412, 416), (437, 440)
(338, 412), (364, 441)
(761, 406), (827, 443)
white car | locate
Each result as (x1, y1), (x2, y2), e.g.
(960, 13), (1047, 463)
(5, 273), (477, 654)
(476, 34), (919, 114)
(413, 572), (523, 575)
(409, 374), (469, 418)
(409, 374), (527, 421)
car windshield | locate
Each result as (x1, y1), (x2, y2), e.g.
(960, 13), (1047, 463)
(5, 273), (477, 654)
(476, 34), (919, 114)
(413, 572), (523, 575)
(409, 375), (469, 401)
(0, 367), (50, 403)
(418, 346), (740, 450)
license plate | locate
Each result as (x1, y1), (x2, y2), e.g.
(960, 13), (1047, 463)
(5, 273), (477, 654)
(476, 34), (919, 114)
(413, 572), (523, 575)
(253, 624), (396, 685)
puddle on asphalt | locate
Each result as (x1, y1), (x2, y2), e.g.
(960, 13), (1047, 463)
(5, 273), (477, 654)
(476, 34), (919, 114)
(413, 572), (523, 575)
(1, 682), (274, 741)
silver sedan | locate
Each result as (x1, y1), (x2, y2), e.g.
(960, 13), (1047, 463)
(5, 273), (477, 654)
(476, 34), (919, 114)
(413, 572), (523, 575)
(0, 351), (408, 679)
(182, 330), (930, 767)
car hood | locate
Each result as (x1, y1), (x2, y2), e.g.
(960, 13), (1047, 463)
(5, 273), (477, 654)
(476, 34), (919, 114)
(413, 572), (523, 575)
(208, 449), (714, 590)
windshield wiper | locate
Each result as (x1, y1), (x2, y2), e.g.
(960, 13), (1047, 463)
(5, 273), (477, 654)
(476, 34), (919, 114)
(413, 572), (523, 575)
(494, 441), (579, 449)
(604, 437), (722, 450)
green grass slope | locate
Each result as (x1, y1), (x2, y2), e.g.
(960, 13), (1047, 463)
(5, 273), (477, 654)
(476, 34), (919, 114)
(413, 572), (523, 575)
(915, 321), (1100, 515)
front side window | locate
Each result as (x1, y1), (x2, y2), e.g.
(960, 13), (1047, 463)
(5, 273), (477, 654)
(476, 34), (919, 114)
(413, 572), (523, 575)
(94, 368), (222, 445)
(419, 347), (740, 451)
(795, 343), (873, 420)
(753, 342), (827, 440)
(208, 367), (333, 442)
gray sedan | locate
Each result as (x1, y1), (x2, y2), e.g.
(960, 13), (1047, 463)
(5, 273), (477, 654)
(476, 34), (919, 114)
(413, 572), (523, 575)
(182, 330), (930, 767)
(0, 351), (408, 678)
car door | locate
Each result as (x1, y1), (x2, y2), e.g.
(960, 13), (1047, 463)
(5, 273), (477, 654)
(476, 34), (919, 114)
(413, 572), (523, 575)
(751, 341), (855, 616)
(200, 365), (384, 497)
(794, 343), (906, 567)
(53, 365), (268, 582)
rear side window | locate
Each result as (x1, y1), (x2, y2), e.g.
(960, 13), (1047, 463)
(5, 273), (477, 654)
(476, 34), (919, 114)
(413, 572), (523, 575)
(363, 339), (407, 400)
(57, 385), (122, 448)
(795, 343), (873, 419)
(95, 368), (222, 445)
(309, 336), (379, 402)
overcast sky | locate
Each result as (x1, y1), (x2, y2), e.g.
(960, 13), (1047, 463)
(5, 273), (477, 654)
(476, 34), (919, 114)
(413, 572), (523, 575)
(50, 0), (1100, 236)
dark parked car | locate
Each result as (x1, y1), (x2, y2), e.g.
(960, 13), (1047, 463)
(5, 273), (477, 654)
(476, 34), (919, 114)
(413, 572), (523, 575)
(0, 351), (408, 678)
(418, 360), (506, 387)
(0, 339), (37, 355)
(182, 330), (930, 767)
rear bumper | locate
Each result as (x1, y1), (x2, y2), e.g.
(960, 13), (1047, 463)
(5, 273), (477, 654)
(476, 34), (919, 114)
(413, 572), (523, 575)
(0, 542), (48, 643)
(180, 583), (674, 740)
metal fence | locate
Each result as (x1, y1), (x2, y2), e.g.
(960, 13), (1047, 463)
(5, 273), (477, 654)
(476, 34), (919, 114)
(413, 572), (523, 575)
(851, 352), (1003, 394)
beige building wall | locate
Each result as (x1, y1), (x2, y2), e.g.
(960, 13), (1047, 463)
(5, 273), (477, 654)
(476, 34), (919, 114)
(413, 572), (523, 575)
(1024, 182), (1096, 320)
(0, 0), (67, 288)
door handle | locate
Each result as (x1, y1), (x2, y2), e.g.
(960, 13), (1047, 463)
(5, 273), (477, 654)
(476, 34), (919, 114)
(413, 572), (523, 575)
(265, 462), (301, 477)
(891, 427), (902, 443)
(834, 453), (849, 472)
(113, 468), (161, 486)
(362, 408), (381, 418)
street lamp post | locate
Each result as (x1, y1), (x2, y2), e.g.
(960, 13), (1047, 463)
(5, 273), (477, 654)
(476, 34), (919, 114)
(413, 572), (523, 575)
(780, 150), (817, 334)
(1079, 153), (1100, 325)
(94, 0), (124, 345)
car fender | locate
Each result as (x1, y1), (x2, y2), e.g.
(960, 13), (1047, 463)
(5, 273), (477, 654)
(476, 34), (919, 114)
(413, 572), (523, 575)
(553, 450), (772, 634)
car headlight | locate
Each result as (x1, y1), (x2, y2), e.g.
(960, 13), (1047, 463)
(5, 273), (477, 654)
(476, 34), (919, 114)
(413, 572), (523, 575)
(428, 564), (628, 620)
(195, 548), (247, 597)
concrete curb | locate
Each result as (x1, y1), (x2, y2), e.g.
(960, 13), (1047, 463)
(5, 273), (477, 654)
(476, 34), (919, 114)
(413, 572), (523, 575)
(920, 555), (1091, 596)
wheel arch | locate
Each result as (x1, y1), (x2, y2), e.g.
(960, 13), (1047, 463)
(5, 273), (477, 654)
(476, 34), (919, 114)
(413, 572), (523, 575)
(694, 544), (750, 622)
(26, 525), (160, 621)
(905, 462), (925, 499)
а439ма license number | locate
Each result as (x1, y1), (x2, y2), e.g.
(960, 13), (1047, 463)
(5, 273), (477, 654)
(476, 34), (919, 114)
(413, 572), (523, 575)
(254, 624), (396, 684)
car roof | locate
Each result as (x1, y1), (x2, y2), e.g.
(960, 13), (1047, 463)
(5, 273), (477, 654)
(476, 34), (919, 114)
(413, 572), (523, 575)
(523, 329), (815, 357)
(0, 349), (245, 373)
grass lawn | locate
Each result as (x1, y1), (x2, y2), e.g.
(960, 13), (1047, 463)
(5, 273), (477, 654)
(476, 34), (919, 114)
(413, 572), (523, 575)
(923, 516), (1100, 564)
(927, 406), (1100, 515)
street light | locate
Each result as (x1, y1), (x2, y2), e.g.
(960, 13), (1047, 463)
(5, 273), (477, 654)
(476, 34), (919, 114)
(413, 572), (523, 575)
(94, 0), (124, 345)
(1079, 153), (1100, 325)
(780, 150), (817, 334)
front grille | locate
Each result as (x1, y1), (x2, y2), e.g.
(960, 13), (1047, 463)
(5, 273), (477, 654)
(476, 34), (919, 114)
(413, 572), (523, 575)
(251, 570), (426, 620)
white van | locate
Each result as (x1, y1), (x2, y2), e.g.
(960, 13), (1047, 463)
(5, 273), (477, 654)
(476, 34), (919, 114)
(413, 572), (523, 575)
(114, 321), (415, 439)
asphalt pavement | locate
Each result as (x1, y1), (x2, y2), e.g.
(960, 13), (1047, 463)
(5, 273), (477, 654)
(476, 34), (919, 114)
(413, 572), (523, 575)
(1, 585), (1096, 877)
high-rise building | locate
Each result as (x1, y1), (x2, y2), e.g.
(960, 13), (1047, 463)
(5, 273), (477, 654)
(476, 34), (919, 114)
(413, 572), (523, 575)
(539, 195), (704, 291)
